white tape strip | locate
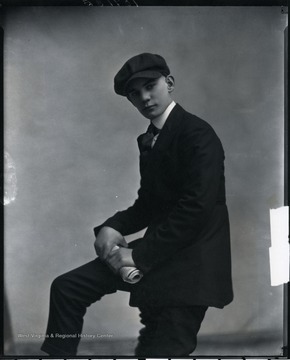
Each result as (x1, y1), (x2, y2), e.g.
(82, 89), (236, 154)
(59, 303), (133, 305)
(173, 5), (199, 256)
(269, 206), (289, 286)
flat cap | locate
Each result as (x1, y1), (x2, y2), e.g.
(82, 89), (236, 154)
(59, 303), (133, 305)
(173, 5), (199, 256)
(114, 53), (170, 96)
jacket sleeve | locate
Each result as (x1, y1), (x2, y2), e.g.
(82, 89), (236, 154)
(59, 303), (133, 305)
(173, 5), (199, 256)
(132, 122), (225, 273)
(93, 184), (153, 238)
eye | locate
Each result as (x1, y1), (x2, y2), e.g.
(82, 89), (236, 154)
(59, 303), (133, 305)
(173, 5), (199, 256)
(146, 83), (155, 91)
(129, 90), (138, 99)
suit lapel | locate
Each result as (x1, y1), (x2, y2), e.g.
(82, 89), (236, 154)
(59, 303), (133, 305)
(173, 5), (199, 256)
(139, 103), (184, 188)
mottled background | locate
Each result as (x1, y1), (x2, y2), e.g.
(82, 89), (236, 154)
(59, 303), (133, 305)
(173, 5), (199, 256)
(2, 6), (287, 356)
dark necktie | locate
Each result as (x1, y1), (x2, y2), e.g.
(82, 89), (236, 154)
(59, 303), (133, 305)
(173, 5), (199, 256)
(140, 123), (161, 153)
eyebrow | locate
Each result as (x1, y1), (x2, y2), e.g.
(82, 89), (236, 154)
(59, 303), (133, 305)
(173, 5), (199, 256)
(127, 78), (157, 93)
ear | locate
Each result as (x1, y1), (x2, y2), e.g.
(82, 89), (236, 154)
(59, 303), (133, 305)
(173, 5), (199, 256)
(165, 75), (175, 93)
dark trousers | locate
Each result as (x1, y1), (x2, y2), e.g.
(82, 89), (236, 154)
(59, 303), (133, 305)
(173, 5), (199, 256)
(41, 258), (207, 357)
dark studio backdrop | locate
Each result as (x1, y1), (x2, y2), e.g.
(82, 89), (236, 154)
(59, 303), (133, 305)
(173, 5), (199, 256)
(2, 6), (287, 356)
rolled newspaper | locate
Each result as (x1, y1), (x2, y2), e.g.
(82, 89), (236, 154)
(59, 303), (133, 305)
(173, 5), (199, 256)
(111, 246), (143, 284)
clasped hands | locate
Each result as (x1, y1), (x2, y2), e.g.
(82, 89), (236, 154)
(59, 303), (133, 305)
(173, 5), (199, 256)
(94, 226), (136, 274)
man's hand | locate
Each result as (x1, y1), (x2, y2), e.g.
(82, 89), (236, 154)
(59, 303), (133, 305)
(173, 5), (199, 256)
(94, 226), (128, 261)
(106, 247), (135, 274)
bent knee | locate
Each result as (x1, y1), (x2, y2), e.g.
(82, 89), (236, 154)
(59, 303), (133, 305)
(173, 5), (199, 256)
(50, 273), (71, 294)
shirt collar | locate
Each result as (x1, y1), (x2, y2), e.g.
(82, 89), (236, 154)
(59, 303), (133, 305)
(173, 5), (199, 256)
(151, 101), (176, 130)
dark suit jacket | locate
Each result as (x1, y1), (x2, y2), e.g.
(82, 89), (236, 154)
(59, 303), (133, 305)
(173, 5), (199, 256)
(94, 104), (233, 309)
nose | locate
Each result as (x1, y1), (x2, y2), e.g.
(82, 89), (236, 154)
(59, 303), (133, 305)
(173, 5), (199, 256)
(140, 89), (150, 103)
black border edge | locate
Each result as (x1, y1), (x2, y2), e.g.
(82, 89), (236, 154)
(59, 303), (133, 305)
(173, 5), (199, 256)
(0, 0), (288, 7)
(283, 24), (289, 359)
(0, 11), (4, 360)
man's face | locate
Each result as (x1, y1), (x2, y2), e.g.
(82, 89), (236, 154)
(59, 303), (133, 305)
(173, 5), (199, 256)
(126, 76), (174, 120)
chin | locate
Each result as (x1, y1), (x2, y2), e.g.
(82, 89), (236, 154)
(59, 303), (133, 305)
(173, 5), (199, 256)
(141, 112), (156, 120)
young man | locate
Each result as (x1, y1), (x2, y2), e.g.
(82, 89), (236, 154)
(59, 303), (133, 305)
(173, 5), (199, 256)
(41, 53), (233, 357)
